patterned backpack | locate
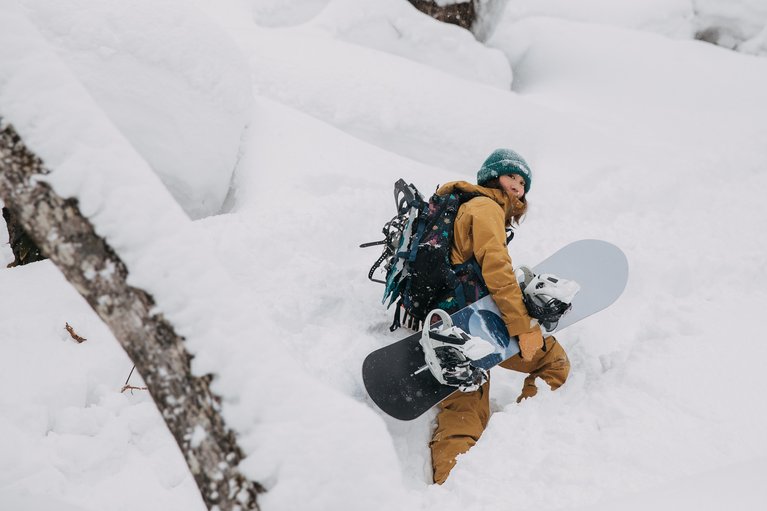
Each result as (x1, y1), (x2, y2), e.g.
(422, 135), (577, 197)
(362, 180), (506, 331)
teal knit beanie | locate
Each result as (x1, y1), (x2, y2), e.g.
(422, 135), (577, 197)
(476, 148), (532, 194)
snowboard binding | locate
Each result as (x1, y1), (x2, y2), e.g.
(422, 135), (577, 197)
(417, 309), (495, 392)
(516, 266), (580, 333)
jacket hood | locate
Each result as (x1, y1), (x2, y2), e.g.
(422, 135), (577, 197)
(436, 180), (523, 224)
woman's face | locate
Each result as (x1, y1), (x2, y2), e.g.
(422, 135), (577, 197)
(499, 174), (526, 199)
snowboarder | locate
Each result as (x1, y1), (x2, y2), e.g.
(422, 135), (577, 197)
(429, 148), (571, 484)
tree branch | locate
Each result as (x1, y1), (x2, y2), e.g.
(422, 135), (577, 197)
(122, 365), (148, 393)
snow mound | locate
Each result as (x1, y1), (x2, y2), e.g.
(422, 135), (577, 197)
(501, 0), (695, 39)
(19, 0), (253, 218)
(489, 15), (767, 158)
(501, 0), (767, 56)
(309, 0), (512, 89)
(694, 0), (767, 55)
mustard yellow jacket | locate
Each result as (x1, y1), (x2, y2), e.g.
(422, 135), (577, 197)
(436, 181), (541, 340)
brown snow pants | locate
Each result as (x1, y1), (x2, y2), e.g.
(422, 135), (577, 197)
(430, 336), (570, 484)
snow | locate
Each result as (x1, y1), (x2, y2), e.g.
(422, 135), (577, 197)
(1, 1), (766, 511)
(501, 0), (767, 54)
(17, 0), (252, 219)
(308, 0), (512, 88)
(501, 0), (696, 39)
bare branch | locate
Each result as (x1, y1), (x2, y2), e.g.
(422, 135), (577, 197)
(121, 365), (148, 393)
(121, 384), (149, 393)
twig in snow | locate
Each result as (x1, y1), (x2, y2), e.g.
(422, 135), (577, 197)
(121, 384), (148, 393)
(65, 322), (87, 343)
(121, 365), (148, 393)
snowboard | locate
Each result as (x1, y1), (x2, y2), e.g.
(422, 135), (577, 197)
(362, 239), (628, 421)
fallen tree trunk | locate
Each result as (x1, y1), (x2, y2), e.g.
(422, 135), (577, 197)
(0, 120), (264, 510)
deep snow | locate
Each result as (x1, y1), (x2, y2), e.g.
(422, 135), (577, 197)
(1, 1), (766, 510)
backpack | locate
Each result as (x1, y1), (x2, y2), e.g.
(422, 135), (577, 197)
(362, 180), (512, 331)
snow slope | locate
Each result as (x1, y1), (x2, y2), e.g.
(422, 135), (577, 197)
(17, 0), (252, 219)
(501, 0), (767, 55)
(1, 1), (767, 510)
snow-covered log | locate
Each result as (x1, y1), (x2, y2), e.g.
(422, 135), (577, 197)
(0, 121), (264, 511)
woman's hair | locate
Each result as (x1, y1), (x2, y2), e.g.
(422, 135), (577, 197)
(482, 178), (528, 226)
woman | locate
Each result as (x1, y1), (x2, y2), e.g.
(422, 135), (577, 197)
(430, 148), (571, 484)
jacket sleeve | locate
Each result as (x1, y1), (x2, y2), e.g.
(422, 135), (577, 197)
(468, 199), (541, 338)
